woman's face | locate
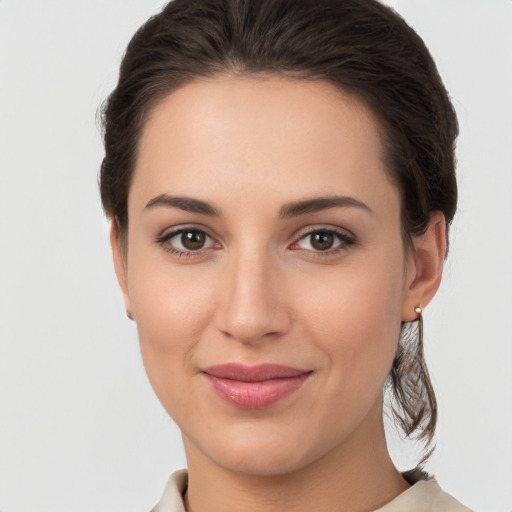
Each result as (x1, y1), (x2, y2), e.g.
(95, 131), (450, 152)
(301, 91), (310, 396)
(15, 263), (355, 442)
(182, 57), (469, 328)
(113, 76), (427, 476)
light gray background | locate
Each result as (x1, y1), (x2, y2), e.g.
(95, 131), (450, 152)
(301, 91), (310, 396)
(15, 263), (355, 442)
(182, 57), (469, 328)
(0, 1), (511, 511)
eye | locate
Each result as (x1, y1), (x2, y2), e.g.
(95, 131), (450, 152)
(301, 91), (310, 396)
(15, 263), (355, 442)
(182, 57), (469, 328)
(156, 228), (217, 255)
(293, 228), (355, 253)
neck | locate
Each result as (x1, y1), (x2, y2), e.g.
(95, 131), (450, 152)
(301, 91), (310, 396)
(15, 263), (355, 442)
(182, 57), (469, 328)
(183, 403), (409, 512)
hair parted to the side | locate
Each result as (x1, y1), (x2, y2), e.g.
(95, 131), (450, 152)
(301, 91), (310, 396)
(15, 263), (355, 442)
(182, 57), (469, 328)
(99, 0), (458, 464)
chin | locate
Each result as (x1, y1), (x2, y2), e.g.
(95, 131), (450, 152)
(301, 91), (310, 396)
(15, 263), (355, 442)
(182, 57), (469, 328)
(216, 444), (314, 477)
(183, 419), (333, 478)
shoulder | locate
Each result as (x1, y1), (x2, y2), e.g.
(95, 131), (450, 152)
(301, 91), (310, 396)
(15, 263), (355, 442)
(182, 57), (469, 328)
(375, 478), (474, 512)
(423, 479), (474, 512)
(150, 470), (188, 512)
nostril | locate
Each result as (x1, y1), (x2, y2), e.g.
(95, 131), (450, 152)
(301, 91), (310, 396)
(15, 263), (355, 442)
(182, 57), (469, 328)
(216, 311), (291, 345)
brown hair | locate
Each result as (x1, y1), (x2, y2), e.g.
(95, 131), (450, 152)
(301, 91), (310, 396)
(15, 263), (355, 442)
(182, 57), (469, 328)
(99, 0), (458, 462)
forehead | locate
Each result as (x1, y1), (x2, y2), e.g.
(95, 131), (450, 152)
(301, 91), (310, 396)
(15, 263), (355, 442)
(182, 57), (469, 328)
(131, 75), (399, 218)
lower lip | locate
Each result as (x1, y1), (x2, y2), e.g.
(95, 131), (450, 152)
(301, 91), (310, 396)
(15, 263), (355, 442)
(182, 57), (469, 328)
(203, 373), (311, 409)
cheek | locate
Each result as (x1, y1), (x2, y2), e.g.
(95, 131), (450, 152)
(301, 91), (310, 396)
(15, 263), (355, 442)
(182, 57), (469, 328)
(296, 256), (405, 389)
(128, 242), (215, 337)
(126, 253), (216, 404)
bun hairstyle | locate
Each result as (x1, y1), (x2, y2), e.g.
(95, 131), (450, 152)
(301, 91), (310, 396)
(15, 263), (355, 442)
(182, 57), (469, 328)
(100, 0), (458, 463)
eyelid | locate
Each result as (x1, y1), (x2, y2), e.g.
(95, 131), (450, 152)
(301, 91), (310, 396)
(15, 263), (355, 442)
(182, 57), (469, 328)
(290, 224), (356, 242)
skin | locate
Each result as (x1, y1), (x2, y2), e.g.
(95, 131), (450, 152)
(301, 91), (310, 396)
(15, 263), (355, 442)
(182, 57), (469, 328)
(111, 76), (446, 512)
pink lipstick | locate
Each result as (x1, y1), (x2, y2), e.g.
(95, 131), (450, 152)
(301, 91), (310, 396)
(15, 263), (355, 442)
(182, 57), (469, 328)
(202, 363), (311, 409)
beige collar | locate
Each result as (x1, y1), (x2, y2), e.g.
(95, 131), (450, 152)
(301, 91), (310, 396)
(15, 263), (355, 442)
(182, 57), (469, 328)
(151, 469), (473, 512)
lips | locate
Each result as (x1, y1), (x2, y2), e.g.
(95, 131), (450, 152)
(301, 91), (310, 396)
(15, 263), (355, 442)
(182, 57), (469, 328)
(202, 363), (312, 409)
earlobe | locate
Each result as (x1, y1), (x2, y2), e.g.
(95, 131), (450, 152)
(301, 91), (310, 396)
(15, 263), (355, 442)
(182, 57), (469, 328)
(401, 212), (447, 322)
(109, 220), (133, 317)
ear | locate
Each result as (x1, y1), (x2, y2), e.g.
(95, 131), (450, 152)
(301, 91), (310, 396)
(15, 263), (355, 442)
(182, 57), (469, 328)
(401, 211), (447, 322)
(109, 220), (133, 318)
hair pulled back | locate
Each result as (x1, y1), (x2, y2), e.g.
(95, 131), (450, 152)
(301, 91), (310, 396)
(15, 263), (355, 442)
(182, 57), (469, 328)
(100, 0), (458, 463)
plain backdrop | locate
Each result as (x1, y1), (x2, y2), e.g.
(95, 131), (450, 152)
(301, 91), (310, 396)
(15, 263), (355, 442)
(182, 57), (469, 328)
(0, 1), (511, 511)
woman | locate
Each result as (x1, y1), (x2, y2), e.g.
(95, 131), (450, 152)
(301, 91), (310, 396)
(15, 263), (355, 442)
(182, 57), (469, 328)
(100, 0), (471, 510)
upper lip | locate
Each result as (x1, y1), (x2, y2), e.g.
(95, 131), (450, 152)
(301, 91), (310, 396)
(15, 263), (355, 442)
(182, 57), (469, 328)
(202, 363), (311, 382)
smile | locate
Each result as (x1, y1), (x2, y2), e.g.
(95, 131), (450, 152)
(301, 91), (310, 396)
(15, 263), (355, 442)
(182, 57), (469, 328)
(202, 363), (312, 409)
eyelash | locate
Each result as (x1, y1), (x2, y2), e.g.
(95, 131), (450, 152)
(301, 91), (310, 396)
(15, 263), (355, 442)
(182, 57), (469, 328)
(155, 226), (356, 258)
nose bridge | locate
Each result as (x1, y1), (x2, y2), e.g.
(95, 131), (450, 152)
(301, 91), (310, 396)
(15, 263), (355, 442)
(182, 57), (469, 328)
(215, 242), (289, 343)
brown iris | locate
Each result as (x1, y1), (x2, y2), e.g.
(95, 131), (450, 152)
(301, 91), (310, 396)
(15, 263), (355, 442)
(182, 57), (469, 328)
(310, 231), (335, 251)
(181, 230), (206, 250)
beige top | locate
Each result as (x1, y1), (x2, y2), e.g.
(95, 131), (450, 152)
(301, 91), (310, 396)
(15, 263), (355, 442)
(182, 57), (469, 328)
(151, 470), (474, 512)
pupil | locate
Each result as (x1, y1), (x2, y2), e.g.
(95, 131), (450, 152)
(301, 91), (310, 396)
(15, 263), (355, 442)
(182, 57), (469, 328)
(311, 232), (334, 251)
(182, 231), (205, 250)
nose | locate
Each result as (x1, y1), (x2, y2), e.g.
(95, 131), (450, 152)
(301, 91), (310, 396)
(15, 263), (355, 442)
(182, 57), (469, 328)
(214, 250), (292, 345)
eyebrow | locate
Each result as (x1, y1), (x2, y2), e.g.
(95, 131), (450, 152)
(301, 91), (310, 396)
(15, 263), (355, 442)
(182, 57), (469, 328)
(145, 194), (220, 216)
(279, 196), (373, 218)
(144, 193), (372, 217)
